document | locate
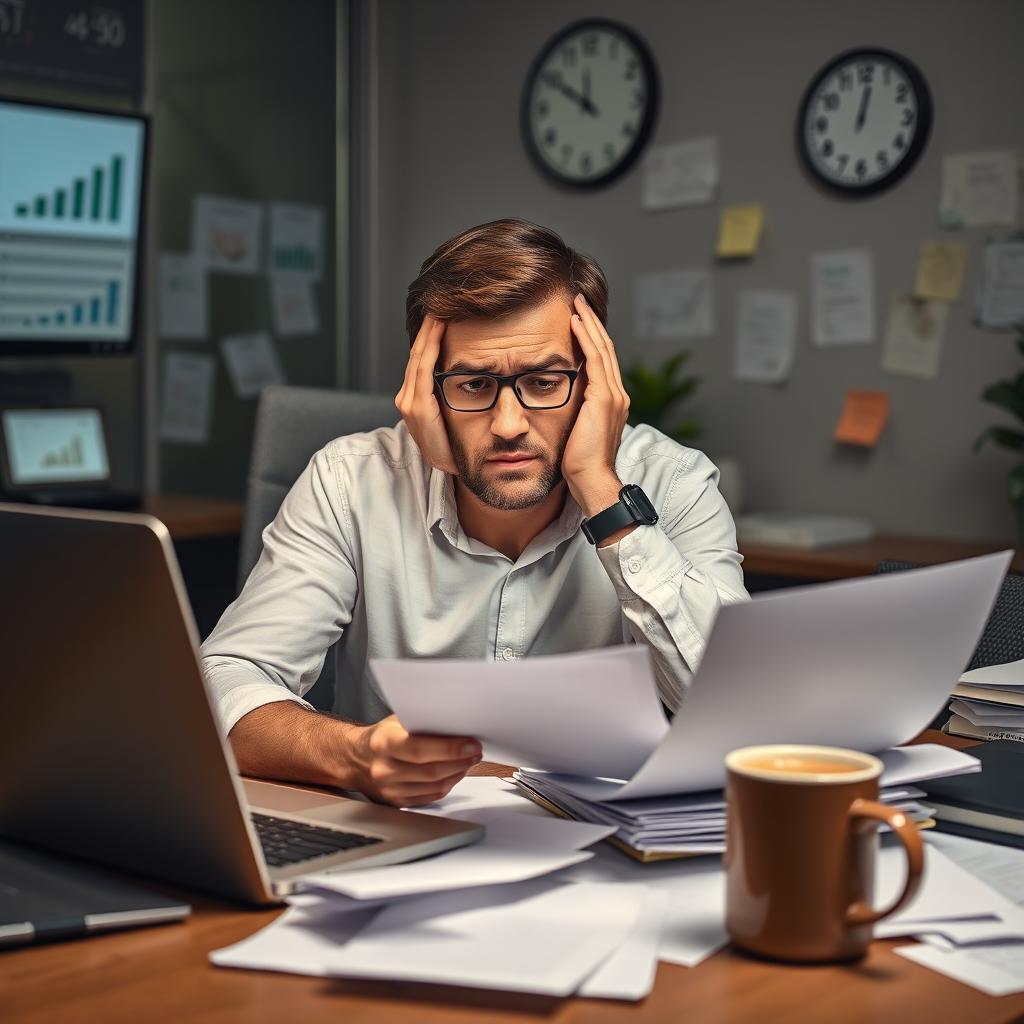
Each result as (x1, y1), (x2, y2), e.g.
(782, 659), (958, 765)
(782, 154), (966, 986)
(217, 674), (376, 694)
(372, 644), (669, 779)
(634, 268), (713, 340)
(811, 248), (875, 345)
(896, 943), (1024, 997)
(642, 137), (718, 210)
(914, 241), (968, 302)
(268, 202), (324, 280)
(192, 194), (263, 274)
(716, 204), (764, 258)
(270, 277), (319, 336)
(158, 351), (215, 444)
(833, 389), (889, 447)
(939, 150), (1021, 229)
(157, 252), (207, 339)
(881, 296), (949, 380)
(220, 331), (285, 399)
(925, 830), (1024, 907)
(733, 289), (797, 383)
(978, 240), (1024, 329)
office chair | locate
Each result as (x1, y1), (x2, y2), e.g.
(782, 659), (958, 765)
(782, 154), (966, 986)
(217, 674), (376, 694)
(239, 385), (399, 710)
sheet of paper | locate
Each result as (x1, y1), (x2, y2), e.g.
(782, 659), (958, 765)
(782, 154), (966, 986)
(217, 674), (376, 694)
(716, 204), (764, 258)
(157, 252), (207, 339)
(549, 550), (1009, 800)
(949, 699), (1024, 727)
(426, 775), (548, 817)
(320, 879), (643, 996)
(978, 240), (1024, 329)
(192, 194), (263, 274)
(642, 137), (718, 210)
(268, 202), (324, 280)
(939, 150), (1021, 229)
(881, 296), (949, 380)
(270, 277), (319, 337)
(896, 942), (1024, 997)
(811, 248), (875, 345)
(635, 268), (713, 340)
(372, 644), (669, 779)
(220, 331), (285, 399)
(914, 241), (968, 302)
(158, 351), (215, 444)
(833, 389), (889, 447)
(734, 289), (797, 383)
(961, 656), (1024, 688)
(925, 830), (1024, 908)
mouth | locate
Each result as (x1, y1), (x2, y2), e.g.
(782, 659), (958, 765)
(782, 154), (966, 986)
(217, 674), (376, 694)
(487, 453), (538, 467)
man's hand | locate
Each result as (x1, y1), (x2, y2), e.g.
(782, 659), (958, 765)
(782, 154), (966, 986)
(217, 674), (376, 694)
(562, 293), (631, 520)
(396, 314), (458, 475)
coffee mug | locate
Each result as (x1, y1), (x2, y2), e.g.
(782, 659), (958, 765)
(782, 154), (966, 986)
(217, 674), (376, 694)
(724, 744), (924, 963)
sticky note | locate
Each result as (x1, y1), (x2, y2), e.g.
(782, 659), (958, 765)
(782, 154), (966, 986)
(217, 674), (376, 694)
(834, 390), (890, 448)
(716, 204), (764, 258)
(914, 241), (968, 302)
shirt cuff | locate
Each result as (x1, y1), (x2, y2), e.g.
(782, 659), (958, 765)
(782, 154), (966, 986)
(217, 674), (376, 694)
(205, 667), (315, 736)
(595, 524), (693, 602)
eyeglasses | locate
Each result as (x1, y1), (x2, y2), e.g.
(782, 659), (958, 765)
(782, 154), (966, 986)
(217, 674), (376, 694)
(433, 365), (583, 412)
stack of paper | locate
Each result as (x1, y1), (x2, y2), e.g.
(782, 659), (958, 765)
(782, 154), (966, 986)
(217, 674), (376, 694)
(946, 658), (1024, 743)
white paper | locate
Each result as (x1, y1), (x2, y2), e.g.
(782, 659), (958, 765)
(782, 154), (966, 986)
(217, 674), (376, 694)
(220, 331), (285, 399)
(635, 268), (713, 340)
(811, 248), (875, 345)
(372, 644), (669, 780)
(734, 289), (797, 383)
(881, 295), (949, 380)
(157, 252), (207, 339)
(978, 241), (1024, 330)
(270, 277), (319, 337)
(158, 351), (215, 445)
(949, 699), (1024, 727)
(925, 831), (1024, 908)
(268, 202), (324, 280)
(961, 657), (1024, 689)
(940, 150), (1021, 229)
(896, 942), (1024, 996)
(192, 194), (263, 274)
(642, 138), (718, 210)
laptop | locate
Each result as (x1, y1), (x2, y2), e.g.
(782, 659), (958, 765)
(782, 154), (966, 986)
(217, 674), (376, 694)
(0, 503), (483, 906)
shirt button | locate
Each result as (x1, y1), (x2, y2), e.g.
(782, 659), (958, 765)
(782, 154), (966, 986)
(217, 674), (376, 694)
(627, 557), (643, 574)
(501, 647), (515, 661)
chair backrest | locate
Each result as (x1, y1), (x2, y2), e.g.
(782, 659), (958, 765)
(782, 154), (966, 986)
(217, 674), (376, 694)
(239, 385), (399, 709)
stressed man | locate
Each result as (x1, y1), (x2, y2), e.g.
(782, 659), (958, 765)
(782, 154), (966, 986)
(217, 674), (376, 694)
(201, 218), (748, 806)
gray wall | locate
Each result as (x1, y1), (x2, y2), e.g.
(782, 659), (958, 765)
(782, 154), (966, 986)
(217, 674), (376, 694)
(364, 0), (1024, 542)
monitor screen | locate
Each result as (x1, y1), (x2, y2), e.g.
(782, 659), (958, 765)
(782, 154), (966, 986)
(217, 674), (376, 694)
(1, 408), (110, 486)
(0, 99), (147, 355)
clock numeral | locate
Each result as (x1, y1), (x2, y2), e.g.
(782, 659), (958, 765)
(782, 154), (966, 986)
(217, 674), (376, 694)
(876, 150), (890, 170)
(631, 89), (645, 109)
(580, 152), (592, 175)
(543, 127), (556, 147)
(604, 142), (617, 163)
(838, 70), (853, 91)
(857, 62), (874, 85)
(896, 83), (909, 103)
(583, 32), (599, 56)
(622, 120), (635, 138)
(821, 139), (834, 158)
(560, 142), (573, 163)
(882, 64), (892, 85)
(893, 133), (906, 150)
(535, 100), (549, 119)
(836, 154), (849, 174)
(822, 92), (839, 111)
(542, 70), (563, 90)
(624, 58), (638, 81)
(900, 107), (915, 126)
(815, 116), (828, 133)
(855, 158), (868, 178)
(561, 45), (577, 66)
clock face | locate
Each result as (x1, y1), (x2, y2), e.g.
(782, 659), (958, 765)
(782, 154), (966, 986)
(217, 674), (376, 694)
(798, 48), (932, 195)
(522, 19), (659, 188)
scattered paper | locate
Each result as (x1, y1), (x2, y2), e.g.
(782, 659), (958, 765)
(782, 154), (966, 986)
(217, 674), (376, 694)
(939, 150), (1021, 229)
(914, 241), (968, 302)
(635, 268), (713, 340)
(811, 248), (875, 345)
(159, 351), (215, 444)
(881, 296), (949, 380)
(733, 289), (797, 383)
(925, 830), (1024, 907)
(961, 656), (1024, 688)
(157, 252), (207, 339)
(268, 202), (325, 280)
(896, 942), (1024, 997)
(716, 204), (764, 258)
(220, 331), (285, 399)
(192, 194), (263, 274)
(642, 137), (718, 210)
(834, 389), (889, 447)
(978, 240), (1024, 329)
(270, 277), (319, 336)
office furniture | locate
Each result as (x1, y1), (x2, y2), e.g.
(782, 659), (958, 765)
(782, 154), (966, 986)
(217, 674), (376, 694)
(143, 495), (246, 540)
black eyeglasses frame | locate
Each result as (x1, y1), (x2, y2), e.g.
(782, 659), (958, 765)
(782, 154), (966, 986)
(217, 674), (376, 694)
(432, 364), (583, 412)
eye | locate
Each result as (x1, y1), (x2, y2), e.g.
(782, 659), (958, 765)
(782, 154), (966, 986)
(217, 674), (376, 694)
(458, 376), (494, 394)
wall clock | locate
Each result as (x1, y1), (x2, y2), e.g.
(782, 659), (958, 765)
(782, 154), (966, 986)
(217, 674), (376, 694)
(797, 47), (932, 196)
(522, 19), (659, 189)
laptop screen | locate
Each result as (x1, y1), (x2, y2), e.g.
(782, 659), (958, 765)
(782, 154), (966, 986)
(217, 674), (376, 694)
(1, 408), (110, 486)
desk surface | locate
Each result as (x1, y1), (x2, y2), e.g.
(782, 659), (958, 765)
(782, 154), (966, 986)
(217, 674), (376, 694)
(143, 495), (245, 541)
(5, 733), (1023, 1024)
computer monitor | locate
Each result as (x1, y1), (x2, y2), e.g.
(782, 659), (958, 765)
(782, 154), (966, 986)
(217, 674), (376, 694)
(0, 98), (148, 355)
(0, 407), (111, 493)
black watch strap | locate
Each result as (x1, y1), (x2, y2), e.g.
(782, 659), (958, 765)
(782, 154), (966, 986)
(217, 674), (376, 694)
(581, 485), (659, 545)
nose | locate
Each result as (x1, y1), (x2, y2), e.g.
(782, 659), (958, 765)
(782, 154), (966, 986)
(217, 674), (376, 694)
(489, 383), (530, 440)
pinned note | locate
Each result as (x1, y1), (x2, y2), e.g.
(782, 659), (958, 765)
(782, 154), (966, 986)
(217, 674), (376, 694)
(159, 352), (216, 444)
(834, 390), (889, 448)
(914, 241), (968, 302)
(716, 204), (764, 258)
(192, 195), (264, 274)
(811, 249), (875, 345)
(220, 331), (285, 399)
(642, 138), (718, 210)
(882, 296), (949, 380)
(978, 240), (1024, 329)
(634, 269), (713, 340)
(733, 289), (797, 383)
(939, 151), (1021, 229)
(157, 252), (208, 339)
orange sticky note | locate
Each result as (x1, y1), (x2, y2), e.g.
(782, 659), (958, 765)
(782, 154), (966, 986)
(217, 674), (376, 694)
(833, 390), (889, 447)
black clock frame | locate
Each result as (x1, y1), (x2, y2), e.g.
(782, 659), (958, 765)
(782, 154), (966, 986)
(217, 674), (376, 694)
(521, 18), (660, 190)
(796, 46), (933, 198)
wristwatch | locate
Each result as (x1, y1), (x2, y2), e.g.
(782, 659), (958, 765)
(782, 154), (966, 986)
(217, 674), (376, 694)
(581, 484), (659, 545)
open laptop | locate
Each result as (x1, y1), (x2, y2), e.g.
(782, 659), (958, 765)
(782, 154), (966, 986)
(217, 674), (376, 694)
(0, 503), (482, 906)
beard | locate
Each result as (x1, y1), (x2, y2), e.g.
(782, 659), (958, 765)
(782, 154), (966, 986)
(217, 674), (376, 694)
(450, 423), (573, 511)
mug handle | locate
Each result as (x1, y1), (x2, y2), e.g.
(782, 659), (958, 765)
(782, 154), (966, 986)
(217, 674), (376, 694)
(844, 798), (924, 926)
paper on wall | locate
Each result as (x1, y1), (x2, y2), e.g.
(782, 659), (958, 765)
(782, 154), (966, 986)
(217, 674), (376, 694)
(159, 351), (216, 444)
(270, 277), (319, 336)
(733, 289), (797, 383)
(978, 240), (1024, 329)
(220, 331), (285, 399)
(881, 295), (949, 380)
(268, 202), (325, 280)
(642, 138), (718, 210)
(939, 150), (1021, 229)
(157, 252), (207, 339)
(833, 389), (889, 447)
(914, 241), (968, 302)
(192, 194), (263, 274)
(635, 268), (713, 340)
(716, 204), (764, 258)
(811, 248), (875, 345)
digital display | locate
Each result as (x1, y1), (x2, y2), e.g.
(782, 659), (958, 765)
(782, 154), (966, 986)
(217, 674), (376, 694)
(2, 408), (110, 485)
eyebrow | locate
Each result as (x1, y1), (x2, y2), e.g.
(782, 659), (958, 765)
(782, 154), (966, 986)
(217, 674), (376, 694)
(444, 353), (575, 374)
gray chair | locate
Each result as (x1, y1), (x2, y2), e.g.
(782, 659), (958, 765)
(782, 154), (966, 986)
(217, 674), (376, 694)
(239, 385), (399, 710)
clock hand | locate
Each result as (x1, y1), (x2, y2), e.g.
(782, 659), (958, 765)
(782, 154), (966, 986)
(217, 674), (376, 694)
(854, 85), (872, 132)
(544, 72), (598, 116)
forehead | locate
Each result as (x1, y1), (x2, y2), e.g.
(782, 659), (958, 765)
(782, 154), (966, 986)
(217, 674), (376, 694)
(441, 293), (575, 371)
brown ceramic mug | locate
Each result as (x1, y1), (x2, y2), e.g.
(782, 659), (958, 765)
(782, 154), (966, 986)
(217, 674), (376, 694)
(724, 744), (924, 963)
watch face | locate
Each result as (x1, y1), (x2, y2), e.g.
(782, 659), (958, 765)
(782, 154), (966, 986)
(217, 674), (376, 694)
(522, 19), (659, 189)
(797, 47), (932, 196)
(622, 485), (658, 524)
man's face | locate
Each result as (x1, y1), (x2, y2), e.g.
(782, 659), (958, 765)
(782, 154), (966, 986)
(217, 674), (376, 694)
(437, 293), (583, 511)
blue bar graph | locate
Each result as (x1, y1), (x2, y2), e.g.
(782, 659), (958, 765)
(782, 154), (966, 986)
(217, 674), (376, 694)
(106, 280), (118, 323)
(73, 304), (83, 324)
(90, 297), (100, 324)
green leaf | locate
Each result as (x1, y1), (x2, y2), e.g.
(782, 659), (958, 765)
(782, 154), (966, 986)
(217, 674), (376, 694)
(974, 426), (1024, 453)
(981, 381), (1024, 422)
(670, 419), (700, 442)
(1010, 465), (1024, 505)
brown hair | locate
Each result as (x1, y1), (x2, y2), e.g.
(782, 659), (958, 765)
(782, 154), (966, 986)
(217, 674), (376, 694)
(405, 218), (608, 343)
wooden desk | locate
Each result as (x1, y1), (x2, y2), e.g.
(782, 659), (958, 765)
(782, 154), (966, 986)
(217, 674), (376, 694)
(142, 495), (245, 541)
(5, 735), (1022, 1024)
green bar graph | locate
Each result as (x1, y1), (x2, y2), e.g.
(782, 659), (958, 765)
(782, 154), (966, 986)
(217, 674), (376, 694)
(54, 189), (66, 218)
(273, 245), (315, 272)
(11, 152), (129, 224)
(109, 156), (123, 222)
(34, 196), (46, 216)
(73, 179), (85, 219)
(91, 167), (104, 220)
(15, 204), (28, 217)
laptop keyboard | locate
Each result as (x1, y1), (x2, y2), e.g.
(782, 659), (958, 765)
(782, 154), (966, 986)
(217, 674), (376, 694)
(251, 812), (383, 868)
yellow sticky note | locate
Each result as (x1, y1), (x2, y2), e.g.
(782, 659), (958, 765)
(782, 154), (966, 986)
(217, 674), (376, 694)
(716, 204), (764, 258)
(834, 390), (889, 448)
(914, 241), (968, 302)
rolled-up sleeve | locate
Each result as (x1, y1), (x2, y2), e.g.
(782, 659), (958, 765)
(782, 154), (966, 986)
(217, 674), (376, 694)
(201, 449), (358, 734)
(596, 451), (748, 711)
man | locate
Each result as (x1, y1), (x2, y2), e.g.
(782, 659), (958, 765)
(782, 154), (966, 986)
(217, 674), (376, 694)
(202, 218), (748, 807)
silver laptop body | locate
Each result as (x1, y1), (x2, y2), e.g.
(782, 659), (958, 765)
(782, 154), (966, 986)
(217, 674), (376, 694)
(0, 503), (482, 906)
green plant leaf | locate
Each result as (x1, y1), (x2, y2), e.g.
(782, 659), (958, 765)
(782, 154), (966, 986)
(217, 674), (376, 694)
(981, 381), (1024, 422)
(974, 426), (1024, 453)
(670, 419), (700, 442)
(1010, 465), (1024, 505)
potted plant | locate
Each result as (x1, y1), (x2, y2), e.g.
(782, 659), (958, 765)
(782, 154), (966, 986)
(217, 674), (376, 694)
(620, 351), (699, 444)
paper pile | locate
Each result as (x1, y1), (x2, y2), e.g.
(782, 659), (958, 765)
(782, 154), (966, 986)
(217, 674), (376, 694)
(946, 658), (1024, 743)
